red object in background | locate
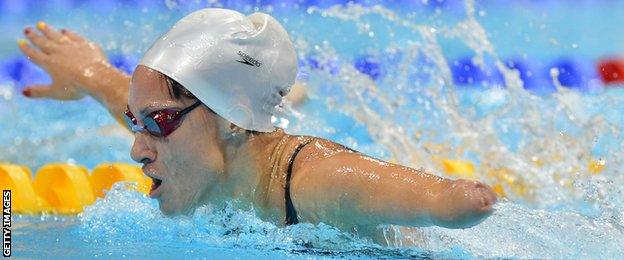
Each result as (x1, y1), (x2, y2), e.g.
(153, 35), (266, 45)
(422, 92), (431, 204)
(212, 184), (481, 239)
(598, 58), (624, 84)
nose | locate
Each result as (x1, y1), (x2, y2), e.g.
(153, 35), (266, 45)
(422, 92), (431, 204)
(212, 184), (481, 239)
(130, 133), (157, 164)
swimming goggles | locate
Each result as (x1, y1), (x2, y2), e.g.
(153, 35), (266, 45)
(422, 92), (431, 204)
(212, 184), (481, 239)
(124, 101), (202, 138)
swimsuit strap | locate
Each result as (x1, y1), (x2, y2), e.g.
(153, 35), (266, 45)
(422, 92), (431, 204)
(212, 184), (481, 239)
(284, 138), (314, 225)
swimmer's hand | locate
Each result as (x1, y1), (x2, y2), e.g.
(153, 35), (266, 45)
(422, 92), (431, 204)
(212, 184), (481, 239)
(18, 22), (130, 125)
(18, 22), (114, 100)
(432, 179), (497, 228)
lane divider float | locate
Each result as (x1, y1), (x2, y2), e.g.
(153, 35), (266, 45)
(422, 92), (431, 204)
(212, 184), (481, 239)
(32, 164), (94, 214)
(0, 164), (40, 214)
(0, 162), (151, 215)
(90, 163), (151, 198)
(440, 158), (606, 199)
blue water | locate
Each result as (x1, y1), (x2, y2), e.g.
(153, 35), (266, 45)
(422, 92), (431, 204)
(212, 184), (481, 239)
(14, 184), (473, 258)
(2, 0), (624, 258)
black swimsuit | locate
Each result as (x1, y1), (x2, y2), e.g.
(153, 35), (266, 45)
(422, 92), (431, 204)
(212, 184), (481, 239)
(284, 139), (313, 225)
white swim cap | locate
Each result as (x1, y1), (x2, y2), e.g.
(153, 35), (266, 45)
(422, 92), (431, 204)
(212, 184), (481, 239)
(139, 8), (297, 132)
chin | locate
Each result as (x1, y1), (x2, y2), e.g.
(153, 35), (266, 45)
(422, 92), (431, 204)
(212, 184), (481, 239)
(158, 203), (175, 216)
(158, 199), (194, 216)
(158, 199), (181, 216)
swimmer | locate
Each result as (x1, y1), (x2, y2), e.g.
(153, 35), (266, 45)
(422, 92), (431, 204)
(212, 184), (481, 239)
(18, 9), (496, 231)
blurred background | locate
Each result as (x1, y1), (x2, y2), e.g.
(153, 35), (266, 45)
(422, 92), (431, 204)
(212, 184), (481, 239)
(2, 0), (624, 92)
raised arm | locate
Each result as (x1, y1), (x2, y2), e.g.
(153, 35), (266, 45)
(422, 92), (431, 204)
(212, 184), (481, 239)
(18, 22), (131, 126)
(290, 141), (497, 229)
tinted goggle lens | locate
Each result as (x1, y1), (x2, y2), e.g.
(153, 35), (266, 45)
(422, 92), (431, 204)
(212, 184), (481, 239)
(124, 110), (165, 137)
(144, 115), (165, 136)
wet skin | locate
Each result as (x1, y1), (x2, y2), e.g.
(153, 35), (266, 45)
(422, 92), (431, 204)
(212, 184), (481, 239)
(131, 66), (497, 228)
(19, 23), (497, 230)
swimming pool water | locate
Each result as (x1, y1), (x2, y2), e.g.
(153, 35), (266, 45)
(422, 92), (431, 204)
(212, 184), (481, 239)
(2, 0), (624, 258)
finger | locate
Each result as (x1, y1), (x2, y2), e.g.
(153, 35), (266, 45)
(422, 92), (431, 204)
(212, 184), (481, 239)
(17, 39), (48, 65)
(60, 29), (86, 43)
(24, 84), (82, 100)
(22, 84), (53, 99)
(24, 27), (56, 54)
(36, 21), (65, 42)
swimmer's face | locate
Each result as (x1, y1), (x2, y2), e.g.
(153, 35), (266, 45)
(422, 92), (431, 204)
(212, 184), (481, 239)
(128, 65), (226, 215)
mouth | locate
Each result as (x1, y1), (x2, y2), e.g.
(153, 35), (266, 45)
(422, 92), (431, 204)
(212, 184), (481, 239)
(143, 166), (164, 198)
(149, 177), (163, 198)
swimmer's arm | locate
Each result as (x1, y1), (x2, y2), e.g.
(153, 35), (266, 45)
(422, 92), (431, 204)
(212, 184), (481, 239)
(290, 152), (497, 229)
(17, 23), (131, 127)
(78, 62), (131, 126)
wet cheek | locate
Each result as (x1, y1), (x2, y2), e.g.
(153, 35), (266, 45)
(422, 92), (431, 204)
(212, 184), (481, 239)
(159, 131), (218, 210)
(170, 155), (207, 205)
(153, 146), (186, 212)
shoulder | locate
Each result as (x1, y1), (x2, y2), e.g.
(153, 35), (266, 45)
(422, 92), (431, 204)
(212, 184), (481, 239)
(289, 137), (417, 182)
(288, 137), (359, 177)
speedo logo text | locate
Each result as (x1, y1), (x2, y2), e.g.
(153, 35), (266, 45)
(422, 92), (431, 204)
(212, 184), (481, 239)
(236, 51), (262, 67)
